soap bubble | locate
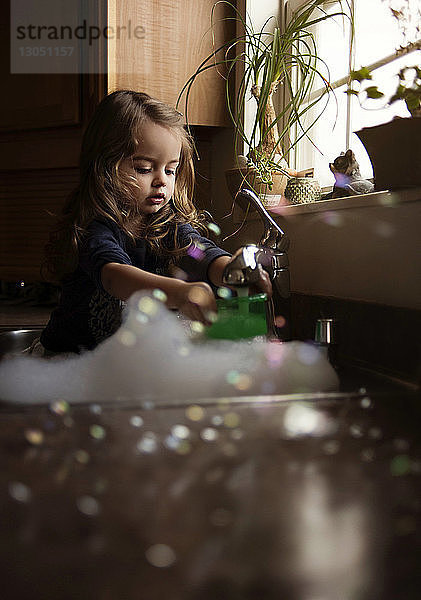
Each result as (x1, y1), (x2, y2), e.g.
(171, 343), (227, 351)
(138, 296), (159, 316)
(186, 405), (205, 421)
(118, 329), (137, 347)
(8, 481), (32, 503)
(77, 495), (100, 516)
(129, 415), (144, 428)
(360, 396), (373, 409)
(283, 404), (333, 438)
(224, 412), (241, 428)
(171, 424), (190, 439)
(75, 450), (90, 464)
(50, 400), (69, 415)
(207, 223), (221, 236)
(145, 544), (176, 568)
(274, 315), (286, 328)
(152, 289), (167, 303)
(24, 429), (44, 445)
(349, 424), (364, 438)
(200, 427), (219, 441)
(323, 211), (344, 227)
(137, 432), (158, 454)
(217, 286), (232, 299)
(90, 425), (106, 440)
(322, 440), (340, 455)
(390, 455), (411, 476)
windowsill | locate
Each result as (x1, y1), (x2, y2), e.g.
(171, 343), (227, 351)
(271, 187), (421, 215)
(233, 187), (421, 222)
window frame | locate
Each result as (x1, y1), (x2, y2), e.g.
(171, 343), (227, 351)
(283, 0), (421, 187)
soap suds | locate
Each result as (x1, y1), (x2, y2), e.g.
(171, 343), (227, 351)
(0, 291), (339, 405)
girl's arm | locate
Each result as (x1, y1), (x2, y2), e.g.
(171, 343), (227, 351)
(207, 255), (232, 287)
(101, 262), (216, 324)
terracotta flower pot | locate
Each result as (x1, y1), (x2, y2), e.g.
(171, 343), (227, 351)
(355, 117), (421, 191)
(225, 167), (288, 210)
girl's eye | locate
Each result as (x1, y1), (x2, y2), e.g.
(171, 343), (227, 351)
(134, 167), (176, 175)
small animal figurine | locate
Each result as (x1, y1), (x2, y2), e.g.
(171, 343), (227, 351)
(329, 149), (374, 198)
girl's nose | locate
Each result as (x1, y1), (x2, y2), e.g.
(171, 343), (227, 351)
(152, 170), (167, 187)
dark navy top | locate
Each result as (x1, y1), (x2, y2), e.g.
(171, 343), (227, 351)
(40, 219), (230, 353)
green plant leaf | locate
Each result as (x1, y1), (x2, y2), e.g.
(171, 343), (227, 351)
(405, 93), (421, 112)
(178, 0), (353, 173)
(364, 86), (384, 99)
(350, 66), (372, 82)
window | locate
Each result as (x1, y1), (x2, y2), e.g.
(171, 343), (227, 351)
(289, 0), (421, 187)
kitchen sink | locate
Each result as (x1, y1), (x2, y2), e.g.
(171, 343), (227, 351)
(0, 328), (43, 360)
(0, 328), (415, 404)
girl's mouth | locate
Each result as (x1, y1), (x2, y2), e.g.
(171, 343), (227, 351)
(147, 194), (166, 205)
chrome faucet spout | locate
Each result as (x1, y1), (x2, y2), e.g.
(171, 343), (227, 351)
(222, 187), (291, 340)
(235, 188), (289, 252)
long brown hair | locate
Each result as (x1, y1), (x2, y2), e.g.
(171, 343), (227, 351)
(44, 90), (206, 282)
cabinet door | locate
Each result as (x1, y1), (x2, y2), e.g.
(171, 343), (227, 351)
(0, 2), (81, 132)
(107, 0), (233, 126)
(0, 0), (106, 281)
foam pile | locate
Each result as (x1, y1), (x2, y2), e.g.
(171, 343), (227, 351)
(0, 291), (339, 405)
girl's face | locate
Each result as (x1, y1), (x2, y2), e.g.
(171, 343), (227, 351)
(120, 120), (181, 215)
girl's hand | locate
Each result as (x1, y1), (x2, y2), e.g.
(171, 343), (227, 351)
(250, 265), (273, 298)
(177, 282), (217, 326)
(208, 256), (272, 298)
(101, 262), (217, 325)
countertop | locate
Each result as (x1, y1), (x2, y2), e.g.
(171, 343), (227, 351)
(0, 289), (53, 329)
(0, 304), (51, 329)
(0, 388), (420, 599)
(1, 295), (420, 598)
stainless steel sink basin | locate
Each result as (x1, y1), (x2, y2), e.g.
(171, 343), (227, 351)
(0, 329), (43, 360)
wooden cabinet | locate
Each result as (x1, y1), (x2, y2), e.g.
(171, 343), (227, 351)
(107, 0), (233, 126)
(0, 1), (233, 282)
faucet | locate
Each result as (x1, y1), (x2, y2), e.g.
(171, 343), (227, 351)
(222, 187), (291, 340)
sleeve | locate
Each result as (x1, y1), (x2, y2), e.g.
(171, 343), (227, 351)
(176, 223), (231, 284)
(78, 220), (133, 290)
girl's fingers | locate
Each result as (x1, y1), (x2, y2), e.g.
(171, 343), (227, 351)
(180, 282), (217, 325)
(186, 283), (216, 312)
(250, 266), (272, 297)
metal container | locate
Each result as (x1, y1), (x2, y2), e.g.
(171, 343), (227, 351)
(0, 329), (43, 360)
(315, 318), (335, 345)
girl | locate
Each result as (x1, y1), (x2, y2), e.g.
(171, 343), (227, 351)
(40, 90), (270, 354)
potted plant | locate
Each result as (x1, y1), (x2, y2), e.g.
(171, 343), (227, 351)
(349, 62), (421, 190)
(347, 0), (421, 191)
(177, 0), (352, 207)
